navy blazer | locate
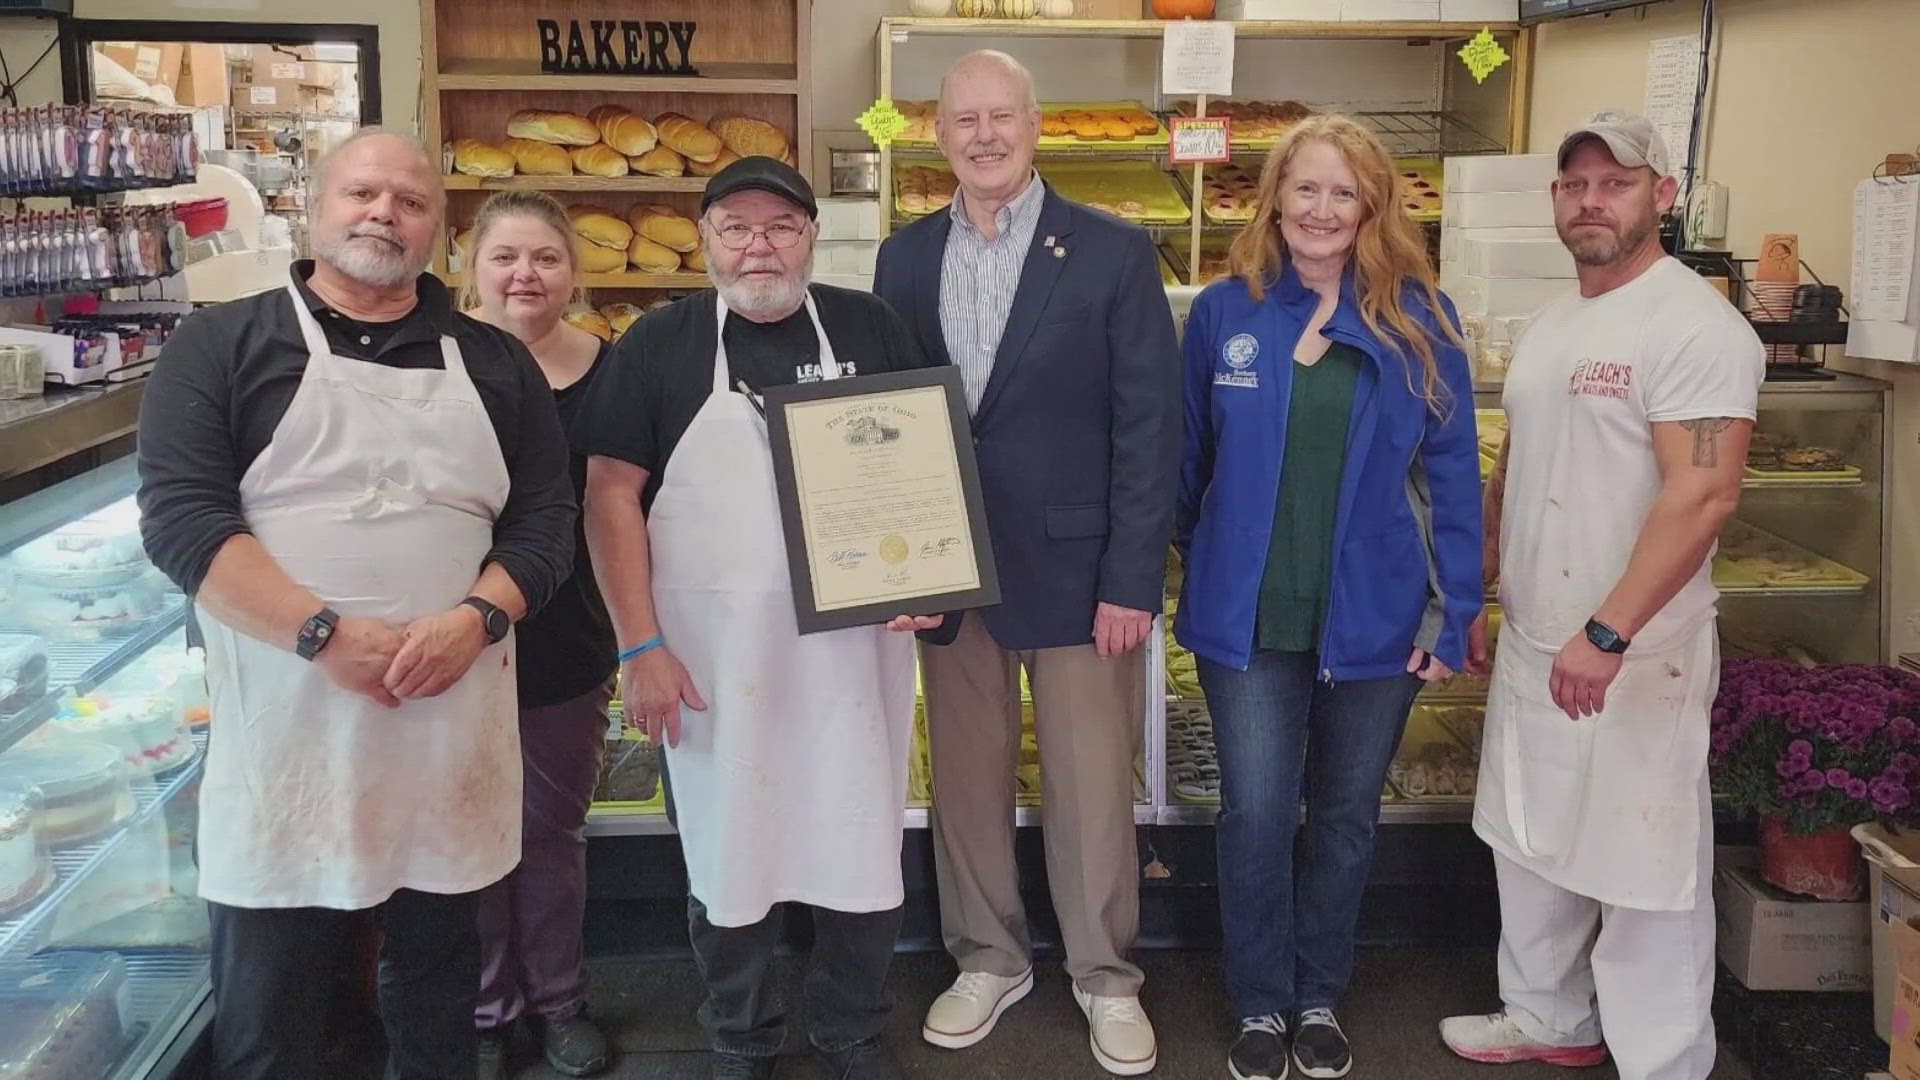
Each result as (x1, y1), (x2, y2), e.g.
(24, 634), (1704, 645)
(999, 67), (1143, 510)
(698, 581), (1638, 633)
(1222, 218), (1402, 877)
(875, 183), (1181, 651)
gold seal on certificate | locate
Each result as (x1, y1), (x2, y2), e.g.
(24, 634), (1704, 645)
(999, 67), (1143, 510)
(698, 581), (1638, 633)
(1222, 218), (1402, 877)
(763, 367), (1000, 634)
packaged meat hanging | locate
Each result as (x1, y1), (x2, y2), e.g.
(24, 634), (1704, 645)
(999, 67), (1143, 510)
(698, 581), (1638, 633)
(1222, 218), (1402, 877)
(0, 204), (183, 296)
(0, 105), (193, 196)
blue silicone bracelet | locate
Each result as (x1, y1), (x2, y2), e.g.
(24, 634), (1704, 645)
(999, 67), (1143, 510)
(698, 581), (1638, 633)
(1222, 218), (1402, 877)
(618, 636), (664, 663)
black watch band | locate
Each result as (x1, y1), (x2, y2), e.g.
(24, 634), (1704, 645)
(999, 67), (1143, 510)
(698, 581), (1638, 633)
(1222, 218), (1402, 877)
(461, 596), (511, 644)
(296, 607), (340, 661)
(1584, 618), (1630, 655)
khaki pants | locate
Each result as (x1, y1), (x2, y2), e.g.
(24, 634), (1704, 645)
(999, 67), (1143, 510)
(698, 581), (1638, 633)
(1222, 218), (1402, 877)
(921, 612), (1145, 997)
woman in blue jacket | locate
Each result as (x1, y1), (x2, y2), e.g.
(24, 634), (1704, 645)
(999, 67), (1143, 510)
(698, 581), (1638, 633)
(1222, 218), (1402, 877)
(1175, 115), (1482, 1080)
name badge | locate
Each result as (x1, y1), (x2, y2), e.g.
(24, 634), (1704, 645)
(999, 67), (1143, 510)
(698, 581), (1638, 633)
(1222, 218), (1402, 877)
(1214, 371), (1260, 389)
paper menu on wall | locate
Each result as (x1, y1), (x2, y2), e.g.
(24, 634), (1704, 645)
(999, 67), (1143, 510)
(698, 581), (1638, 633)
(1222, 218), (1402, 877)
(1161, 21), (1235, 98)
(1644, 35), (1701, 187)
(1848, 177), (1920, 362)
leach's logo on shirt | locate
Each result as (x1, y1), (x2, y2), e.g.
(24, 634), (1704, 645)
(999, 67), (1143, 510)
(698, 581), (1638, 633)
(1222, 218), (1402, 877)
(1216, 333), (1260, 389)
(1568, 358), (1633, 401)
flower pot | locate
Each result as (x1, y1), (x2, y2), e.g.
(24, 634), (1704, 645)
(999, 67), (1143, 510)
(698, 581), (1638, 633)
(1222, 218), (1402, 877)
(1760, 814), (1864, 901)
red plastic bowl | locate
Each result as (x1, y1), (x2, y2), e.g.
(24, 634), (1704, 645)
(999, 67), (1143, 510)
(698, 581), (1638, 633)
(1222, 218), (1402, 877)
(176, 198), (229, 239)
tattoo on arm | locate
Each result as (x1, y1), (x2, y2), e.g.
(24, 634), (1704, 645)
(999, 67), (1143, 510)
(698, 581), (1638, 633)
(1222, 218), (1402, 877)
(1679, 417), (1736, 467)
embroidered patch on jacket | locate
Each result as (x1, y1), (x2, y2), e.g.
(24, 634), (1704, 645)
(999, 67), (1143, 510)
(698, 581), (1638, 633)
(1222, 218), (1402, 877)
(1216, 333), (1261, 388)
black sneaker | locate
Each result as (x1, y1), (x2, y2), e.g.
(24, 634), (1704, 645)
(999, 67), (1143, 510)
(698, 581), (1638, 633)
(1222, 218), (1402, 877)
(1291, 1008), (1352, 1079)
(477, 1029), (508, 1080)
(1229, 1014), (1289, 1080)
(815, 1035), (902, 1080)
(712, 1051), (778, 1080)
(538, 1011), (612, 1077)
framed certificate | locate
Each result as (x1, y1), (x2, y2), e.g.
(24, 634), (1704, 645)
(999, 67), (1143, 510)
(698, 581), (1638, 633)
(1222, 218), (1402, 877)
(763, 367), (1000, 634)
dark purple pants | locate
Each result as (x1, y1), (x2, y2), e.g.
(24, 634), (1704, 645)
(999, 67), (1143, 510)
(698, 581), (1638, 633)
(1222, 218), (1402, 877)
(474, 681), (612, 1029)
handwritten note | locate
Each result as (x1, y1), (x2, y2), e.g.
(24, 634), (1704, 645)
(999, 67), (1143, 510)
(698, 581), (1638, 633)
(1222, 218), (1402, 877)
(1644, 35), (1701, 187)
(1161, 21), (1234, 98)
(1849, 177), (1920, 362)
(1169, 117), (1231, 165)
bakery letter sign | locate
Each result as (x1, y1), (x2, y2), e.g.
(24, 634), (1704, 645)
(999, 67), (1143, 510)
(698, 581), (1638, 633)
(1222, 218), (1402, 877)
(537, 18), (699, 76)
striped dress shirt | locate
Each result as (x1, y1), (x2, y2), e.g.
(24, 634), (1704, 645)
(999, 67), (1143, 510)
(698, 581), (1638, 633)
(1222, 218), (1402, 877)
(939, 174), (1046, 414)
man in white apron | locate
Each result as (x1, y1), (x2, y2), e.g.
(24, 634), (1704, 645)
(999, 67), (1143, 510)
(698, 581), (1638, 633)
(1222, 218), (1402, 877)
(1439, 113), (1762, 1080)
(137, 130), (576, 1080)
(577, 159), (934, 1080)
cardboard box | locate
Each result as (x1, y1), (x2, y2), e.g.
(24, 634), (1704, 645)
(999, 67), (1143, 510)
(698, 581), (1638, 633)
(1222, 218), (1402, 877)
(98, 42), (182, 88)
(174, 43), (229, 108)
(1859, 823), (1920, 1042)
(1463, 237), (1576, 279)
(1445, 189), (1555, 229)
(1341, 0), (1441, 20)
(1893, 915), (1920, 1079)
(1073, 0), (1144, 16)
(817, 198), (882, 242)
(1439, 224), (1558, 264)
(1715, 853), (1872, 993)
(1441, 0), (1519, 19)
(1217, 0), (1344, 17)
(1444, 153), (1557, 193)
(232, 44), (310, 114)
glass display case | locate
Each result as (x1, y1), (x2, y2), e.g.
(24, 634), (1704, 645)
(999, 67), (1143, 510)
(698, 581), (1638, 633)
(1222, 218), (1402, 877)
(0, 455), (208, 1080)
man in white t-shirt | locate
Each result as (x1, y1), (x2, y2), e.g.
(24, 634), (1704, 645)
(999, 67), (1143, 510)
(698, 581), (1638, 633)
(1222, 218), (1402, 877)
(1439, 112), (1763, 1080)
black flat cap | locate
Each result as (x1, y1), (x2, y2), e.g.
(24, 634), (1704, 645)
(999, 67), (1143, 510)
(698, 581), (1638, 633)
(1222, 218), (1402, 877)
(700, 156), (817, 219)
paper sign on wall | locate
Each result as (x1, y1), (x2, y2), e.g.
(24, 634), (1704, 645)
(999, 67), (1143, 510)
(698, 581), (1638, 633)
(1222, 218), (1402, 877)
(250, 86), (278, 105)
(1169, 117), (1231, 165)
(1161, 21), (1234, 98)
(271, 62), (306, 80)
(1644, 34), (1701, 189)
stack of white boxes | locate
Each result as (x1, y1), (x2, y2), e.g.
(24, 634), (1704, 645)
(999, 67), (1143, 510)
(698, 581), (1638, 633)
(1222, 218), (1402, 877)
(814, 197), (882, 292)
(1439, 153), (1573, 360)
(1214, 1), (1517, 20)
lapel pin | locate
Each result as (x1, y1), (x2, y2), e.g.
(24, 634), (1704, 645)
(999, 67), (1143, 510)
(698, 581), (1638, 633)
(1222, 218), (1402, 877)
(1054, 246), (1067, 258)
(1043, 234), (1055, 247)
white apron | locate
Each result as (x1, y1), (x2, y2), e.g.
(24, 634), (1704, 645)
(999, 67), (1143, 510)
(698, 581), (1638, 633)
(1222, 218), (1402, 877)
(195, 284), (520, 910)
(1473, 617), (1718, 912)
(648, 292), (916, 928)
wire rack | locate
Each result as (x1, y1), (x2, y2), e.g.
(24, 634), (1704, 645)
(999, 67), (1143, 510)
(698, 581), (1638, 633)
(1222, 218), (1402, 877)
(1352, 110), (1507, 157)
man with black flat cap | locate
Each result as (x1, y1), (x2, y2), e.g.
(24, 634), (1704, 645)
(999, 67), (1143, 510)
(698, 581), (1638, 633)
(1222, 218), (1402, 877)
(576, 157), (935, 1080)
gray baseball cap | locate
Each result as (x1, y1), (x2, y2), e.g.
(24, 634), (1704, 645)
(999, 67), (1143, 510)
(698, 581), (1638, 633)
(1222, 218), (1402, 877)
(1557, 110), (1672, 177)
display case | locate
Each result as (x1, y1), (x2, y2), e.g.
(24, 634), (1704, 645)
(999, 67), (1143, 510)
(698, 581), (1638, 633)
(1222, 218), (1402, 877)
(0, 455), (210, 1079)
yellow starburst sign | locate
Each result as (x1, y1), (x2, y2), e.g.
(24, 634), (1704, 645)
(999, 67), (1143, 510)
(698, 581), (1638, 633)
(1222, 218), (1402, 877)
(857, 99), (909, 149)
(1458, 28), (1510, 85)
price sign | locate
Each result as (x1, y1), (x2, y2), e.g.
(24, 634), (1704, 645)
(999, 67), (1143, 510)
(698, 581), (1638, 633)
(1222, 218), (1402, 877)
(249, 86), (278, 105)
(1169, 117), (1231, 165)
(1160, 21), (1235, 98)
(271, 62), (307, 80)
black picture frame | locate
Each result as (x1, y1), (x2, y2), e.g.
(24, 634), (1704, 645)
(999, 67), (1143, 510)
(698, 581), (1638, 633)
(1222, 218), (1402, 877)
(763, 366), (1000, 634)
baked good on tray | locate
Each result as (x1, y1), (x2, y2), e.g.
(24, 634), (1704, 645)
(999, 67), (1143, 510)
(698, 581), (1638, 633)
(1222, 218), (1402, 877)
(0, 633), (48, 716)
(0, 742), (129, 846)
(51, 693), (198, 778)
(0, 787), (53, 919)
(1778, 445), (1846, 472)
(11, 502), (146, 589)
(0, 954), (131, 1080)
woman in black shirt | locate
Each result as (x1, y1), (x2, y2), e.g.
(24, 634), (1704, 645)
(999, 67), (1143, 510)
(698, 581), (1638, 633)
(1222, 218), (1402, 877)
(461, 189), (617, 1080)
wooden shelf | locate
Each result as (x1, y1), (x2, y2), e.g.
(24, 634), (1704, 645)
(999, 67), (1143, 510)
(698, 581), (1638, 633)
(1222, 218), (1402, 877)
(880, 17), (1515, 40)
(443, 174), (710, 193)
(436, 59), (800, 95)
(440, 270), (708, 290)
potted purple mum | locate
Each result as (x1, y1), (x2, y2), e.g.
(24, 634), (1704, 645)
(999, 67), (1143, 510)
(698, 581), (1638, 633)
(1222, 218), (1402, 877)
(1710, 659), (1920, 900)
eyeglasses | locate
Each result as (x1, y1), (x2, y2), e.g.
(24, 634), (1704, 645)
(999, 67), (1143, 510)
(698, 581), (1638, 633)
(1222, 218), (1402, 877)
(708, 220), (807, 250)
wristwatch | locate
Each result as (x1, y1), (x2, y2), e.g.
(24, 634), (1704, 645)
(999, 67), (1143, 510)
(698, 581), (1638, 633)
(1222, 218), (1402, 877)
(295, 607), (340, 661)
(461, 596), (511, 644)
(1584, 618), (1631, 655)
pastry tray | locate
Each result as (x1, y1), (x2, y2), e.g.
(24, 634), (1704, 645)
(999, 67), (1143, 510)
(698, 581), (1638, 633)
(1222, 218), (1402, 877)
(1743, 463), (1862, 484)
(1714, 521), (1871, 592)
(1388, 705), (1479, 802)
(892, 101), (1170, 151)
(896, 160), (1190, 225)
(1395, 157), (1444, 224)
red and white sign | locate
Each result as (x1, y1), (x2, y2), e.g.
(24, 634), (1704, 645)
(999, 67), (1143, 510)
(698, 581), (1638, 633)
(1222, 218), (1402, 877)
(1169, 117), (1231, 165)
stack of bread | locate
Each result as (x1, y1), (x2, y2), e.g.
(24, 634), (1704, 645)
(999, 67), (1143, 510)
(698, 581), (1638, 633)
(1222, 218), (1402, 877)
(895, 101), (938, 144)
(895, 166), (958, 216)
(450, 106), (797, 181)
(550, 201), (705, 277)
(1200, 163), (1260, 223)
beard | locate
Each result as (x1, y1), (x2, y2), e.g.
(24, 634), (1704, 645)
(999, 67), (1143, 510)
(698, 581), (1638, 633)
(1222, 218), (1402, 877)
(311, 223), (428, 288)
(710, 247), (813, 321)
(1560, 206), (1659, 268)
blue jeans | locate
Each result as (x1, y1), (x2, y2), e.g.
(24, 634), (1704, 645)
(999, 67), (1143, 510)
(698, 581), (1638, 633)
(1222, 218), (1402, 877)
(1199, 650), (1421, 1019)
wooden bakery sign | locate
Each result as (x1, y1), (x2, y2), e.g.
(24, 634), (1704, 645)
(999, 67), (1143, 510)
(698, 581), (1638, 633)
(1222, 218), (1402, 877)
(537, 18), (698, 75)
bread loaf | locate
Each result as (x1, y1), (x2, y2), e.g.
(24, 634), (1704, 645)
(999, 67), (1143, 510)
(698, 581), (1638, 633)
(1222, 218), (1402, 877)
(452, 138), (515, 178)
(682, 245), (708, 273)
(710, 116), (789, 161)
(506, 109), (600, 147)
(501, 137), (572, 175)
(574, 237), (627, 274)
(450, 227), (476, 272)
(654, 112), (723, 163)
(570, 143), (630, 178)
(588, 106), (659, 156)
(568, 205), (634, 250)
(630, 145), (685, 177)
(629, 204), (699, 253)
(627, 234), (683, 274)
(689, 148), (741, 178)
(563, 309), (614, 341)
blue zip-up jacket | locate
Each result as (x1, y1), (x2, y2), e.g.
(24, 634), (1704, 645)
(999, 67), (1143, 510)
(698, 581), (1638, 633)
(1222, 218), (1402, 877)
(1173, 264), (1483, 678)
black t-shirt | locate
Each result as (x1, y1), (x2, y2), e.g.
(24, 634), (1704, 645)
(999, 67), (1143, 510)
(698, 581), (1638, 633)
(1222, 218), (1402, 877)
(517, 342), (618, 709)
(574, 285), (934, 510)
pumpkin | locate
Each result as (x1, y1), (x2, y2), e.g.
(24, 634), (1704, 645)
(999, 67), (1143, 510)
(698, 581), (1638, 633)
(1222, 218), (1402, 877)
(955, 0), (997, 16)
(1000, 0), (1038, 15)
(1039, 0), (1075, 14)
(1151, 0), (1215, 16)
(908, 0), (954, 13)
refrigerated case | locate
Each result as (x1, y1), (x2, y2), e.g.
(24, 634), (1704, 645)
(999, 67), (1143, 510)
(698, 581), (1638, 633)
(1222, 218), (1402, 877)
(0, 455), (209, 1079)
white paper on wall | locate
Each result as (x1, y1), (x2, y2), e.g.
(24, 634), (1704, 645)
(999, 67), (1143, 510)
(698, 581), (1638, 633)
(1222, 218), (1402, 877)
(1846, 177), (1920, 363)
(1643, 34), (1702, 192)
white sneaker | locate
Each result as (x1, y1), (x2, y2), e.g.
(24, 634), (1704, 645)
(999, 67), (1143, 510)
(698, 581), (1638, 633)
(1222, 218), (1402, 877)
(922, 968), (1033, 1049)
(1439, 1011), (1609, 1067)
(1072, 985), (1157, 1076)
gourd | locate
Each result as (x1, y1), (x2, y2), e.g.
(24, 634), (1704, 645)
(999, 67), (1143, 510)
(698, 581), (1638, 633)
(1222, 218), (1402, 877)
(908, 0), (955, 14)
(1000, 0), (1039, 16)
(955, 0), (998, 16)
(1039, 0), (1076, 15)
(1151, 0), (1216, 17)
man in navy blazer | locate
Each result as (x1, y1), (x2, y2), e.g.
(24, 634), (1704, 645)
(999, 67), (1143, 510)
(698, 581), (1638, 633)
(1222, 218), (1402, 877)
(874, 50), (1179, 1078)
